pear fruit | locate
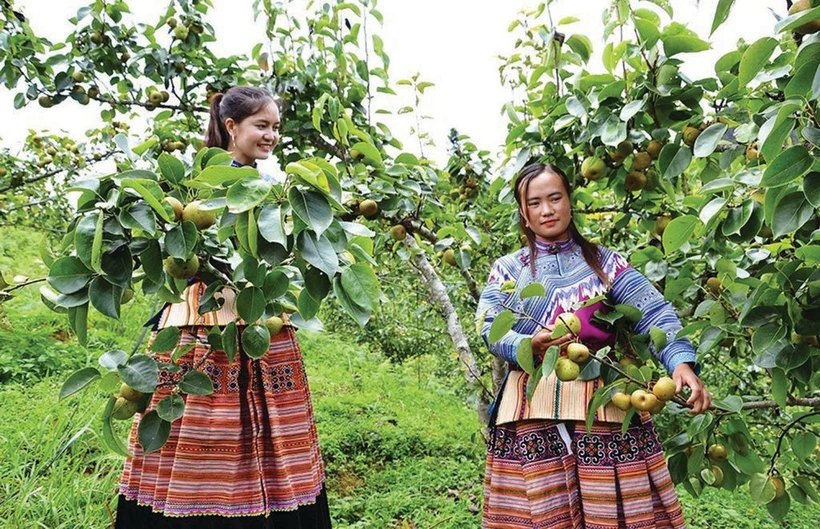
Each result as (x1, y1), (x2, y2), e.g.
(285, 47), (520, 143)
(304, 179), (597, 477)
(630, 389), (659, 411)
(647, 140), (663, 160)
(149, 91), (164, 105)
(359, 199), (379, 218)
(624, 171), (647, 192)
(581, 156), (607, 181)
(632, 152), (652, 171)
(616, 140), (634, 156)
(790, 0), (820, 34)
(551, 313), (581, 338)
(611, 391), (632, 411)
(264, 315), (285, 336)
(707, 443), (728, 462)
(555, 357), (580, 382)
(652, 376), (676, 401)
(655, 216), (671, 236)
(771, 477), (786, 499)
(164, 196), (184, 221)
(389, 224), (407, 241)
(683, 125), (701, 147)
(443, 248), (457, 267)
(566, 342), (590, 363)
(710, 466), (724, 488)
(112, 397), (140, 420)
(706, 277), (722, 295)
(745, 144), (760, 162)
(174, 24), (189, 40)
(119, 383), (144, 402)
(182, 200), (216, 230)
(164, 255), (200, 280)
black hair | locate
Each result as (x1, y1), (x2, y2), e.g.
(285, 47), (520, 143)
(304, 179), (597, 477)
(205, 86), (276, 149)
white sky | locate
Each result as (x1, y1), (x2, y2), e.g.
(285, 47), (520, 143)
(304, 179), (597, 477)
(2, 0), (784, 169)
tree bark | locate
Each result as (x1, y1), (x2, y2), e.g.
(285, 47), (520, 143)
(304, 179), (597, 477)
(404, 236), (491, 424)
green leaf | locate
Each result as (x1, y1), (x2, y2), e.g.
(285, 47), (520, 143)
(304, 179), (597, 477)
(99, 350), (128, 371)
(298, 231), (338, 277)
(241, 323), (271, 359)
(350, 141), (383, 168)
(226, 177), (271, 214)
(795, 476), (820, 503)
(711, 0), (736, 35)
(222, 321), (238, 363)
(89, 277), (123, 320)
(649, 326), (668, 351)
(761, 146), (813, 187)
(74, 214), (98, 270)
(693, 123), (727, 158)
(170, 343), (196, 364)
(775, 5), (820, 34)
(289, 187), (333, 235)
(662, 25), (710, 56)
(157, 394), (185, 422)
(122, 178), (173, 223)
(152, 327), (181, 353)
(190, 165), (257, 188)
(565, 34), (592, 63)
(258, 205), (286, 245)
(59, 367), (100, 399)
(117, 354), (158, 393)
(738, 37), (778, 88)
(340, 264), (380, 311)
(792, 432), (816, 461)
(236, 287), (265, 323)
(333, 275), (371, 326)
(541, 345), (560, 379)
(165, 221), (198, 260)
(119, 202), (157, 236)
(138, 410), (171, 454)
(766, 493), (790, 522)
(158, 152), (185, 184)
(179, 370), (214, 395)
(772, 191), (813, 238)
(67, 303), (89, 347)
(297, 289), (320, 320)
(662, 215), (699, 255)
(658, 144), (692, 179)
(713, 395), (743, 413)
(48, 256), (92, 294)
(516, 338), (535, 374)
(614, 304), (642, 322)
(526, 363), (543, 403)
(101, 396), (133, 457)
(520, 282), (545, 299)
(750, 473), (777, 505)
(488, 311), (516, 344)
(804, 172), (820, 207)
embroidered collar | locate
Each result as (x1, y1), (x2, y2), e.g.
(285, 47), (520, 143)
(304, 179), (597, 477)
(231, 159), (258, 168)
(534, 238), (576, 255)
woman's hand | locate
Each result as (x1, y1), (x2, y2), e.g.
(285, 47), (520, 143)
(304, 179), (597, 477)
(531, 325), (574, 360)
(672, 363), (711, 413)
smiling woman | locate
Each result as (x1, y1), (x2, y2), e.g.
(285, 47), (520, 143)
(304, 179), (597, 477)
(115, 86), (332, 529)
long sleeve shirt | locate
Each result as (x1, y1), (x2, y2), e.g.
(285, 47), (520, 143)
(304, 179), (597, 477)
(476, 237), (696, 424)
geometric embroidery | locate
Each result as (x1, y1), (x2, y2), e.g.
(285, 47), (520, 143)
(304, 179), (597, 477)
(263, 363), (299, 393)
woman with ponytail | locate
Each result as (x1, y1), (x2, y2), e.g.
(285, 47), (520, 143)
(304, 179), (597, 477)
(477, 162), (710, 528)
(116, 86), (331, 529)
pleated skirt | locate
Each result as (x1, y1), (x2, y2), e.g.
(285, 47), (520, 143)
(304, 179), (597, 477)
(482, 414), (686, 529)
(116, 325), (330, 527)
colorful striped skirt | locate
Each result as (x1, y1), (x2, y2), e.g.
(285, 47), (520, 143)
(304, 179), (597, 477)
(117, 325), (329, 526)
(483, 415), (686, 529)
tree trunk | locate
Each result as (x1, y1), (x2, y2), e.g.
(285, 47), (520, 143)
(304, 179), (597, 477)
(404, 236), (491, 424)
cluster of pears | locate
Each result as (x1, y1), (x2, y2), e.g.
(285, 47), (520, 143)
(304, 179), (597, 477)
(146, 88), (170, 110)
(167, 16), (203, 41)
(111, 383), (149, 420)
(610, 375), (677, 414)
(580, 138), (664, 192)
(161, 198), (216, 280)
(551, 313), (587, 382)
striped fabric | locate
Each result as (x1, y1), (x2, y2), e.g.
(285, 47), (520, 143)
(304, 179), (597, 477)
(496, 370), (626, 424)
(483, 415), (686, 529)
(159, 282), (290, 328)
(119, 324), (326, 517)
(477, 238), (696, 423)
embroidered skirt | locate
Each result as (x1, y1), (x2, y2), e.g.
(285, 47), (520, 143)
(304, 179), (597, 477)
(482, 415), (686, 529)
(117, 325), (329, 526)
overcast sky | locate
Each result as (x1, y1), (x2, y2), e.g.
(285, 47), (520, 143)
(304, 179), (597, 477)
(2, 0), (784, 169)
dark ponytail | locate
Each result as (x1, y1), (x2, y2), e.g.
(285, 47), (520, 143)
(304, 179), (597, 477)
(204, 86), (276, 150)
(206, 93), (227, 149)
(514, 162), (610, 286)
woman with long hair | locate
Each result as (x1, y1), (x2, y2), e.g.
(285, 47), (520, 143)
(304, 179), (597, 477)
(116, 86), (331, 529)
(477, 162), (710, 528)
